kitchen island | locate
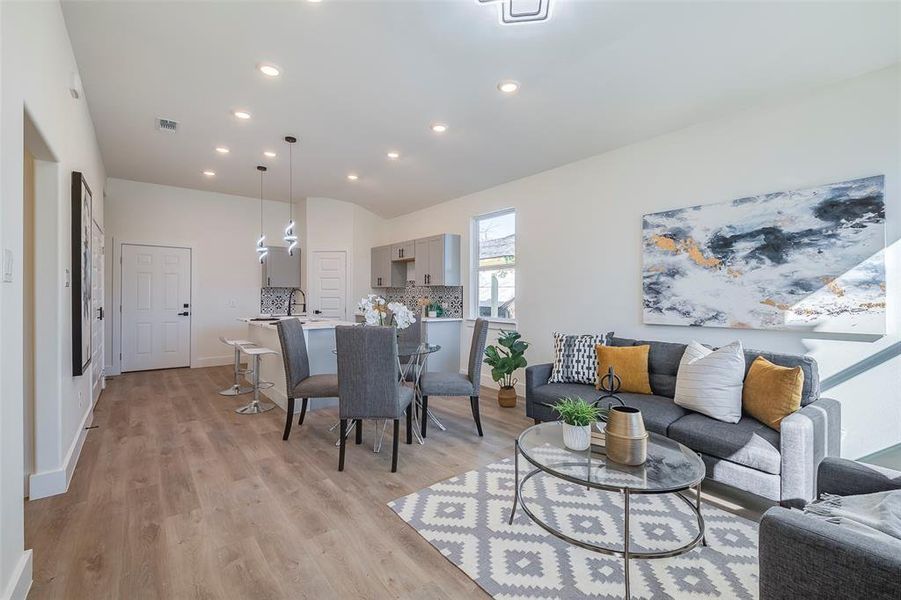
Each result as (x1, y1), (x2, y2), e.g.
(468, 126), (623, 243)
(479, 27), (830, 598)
(239, 316), (356, 413)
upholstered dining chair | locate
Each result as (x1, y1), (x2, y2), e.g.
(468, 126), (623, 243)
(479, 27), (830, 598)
(419, 318), (490, 438)
(335, 325), (414, 472)
(276, 319), (340, 440)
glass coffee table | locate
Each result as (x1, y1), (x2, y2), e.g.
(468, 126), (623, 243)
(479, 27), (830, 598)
(509, 421), (707, 599)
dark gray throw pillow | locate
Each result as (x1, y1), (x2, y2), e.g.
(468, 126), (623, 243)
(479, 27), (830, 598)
(548, 332), (614, 385)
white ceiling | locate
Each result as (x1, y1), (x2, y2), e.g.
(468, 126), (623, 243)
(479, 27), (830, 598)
(61, 0), (900, 218)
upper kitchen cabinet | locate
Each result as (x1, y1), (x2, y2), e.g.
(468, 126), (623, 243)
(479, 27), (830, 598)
(391, 240), (415, 261)
(414, 234), (461, 286)
(371, 244), (405, 288)
(262, 246), (301, 288)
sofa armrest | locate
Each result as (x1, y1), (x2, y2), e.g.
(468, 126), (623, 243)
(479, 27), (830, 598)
(759, 507), (901, 600)
(525, 363), (553, 394)
(818, 457), (901, 497)
(779, 397), (841, 505)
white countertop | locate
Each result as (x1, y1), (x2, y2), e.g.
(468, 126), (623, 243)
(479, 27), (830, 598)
(421, 317), (463, 322)
(239, 316), (356, 331)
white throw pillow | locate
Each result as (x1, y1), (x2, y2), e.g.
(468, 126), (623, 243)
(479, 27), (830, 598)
(674, 341), (745, 423)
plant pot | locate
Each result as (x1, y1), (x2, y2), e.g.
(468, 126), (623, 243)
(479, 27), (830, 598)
(562, 423), (592, 452)
(497, 386), (517, 408)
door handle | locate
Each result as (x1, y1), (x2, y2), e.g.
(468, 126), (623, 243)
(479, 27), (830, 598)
(178, 311), (190, 316)
(97, 306), (104, 321)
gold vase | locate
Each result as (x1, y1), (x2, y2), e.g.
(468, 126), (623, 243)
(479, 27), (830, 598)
(604, 406), (648, 466)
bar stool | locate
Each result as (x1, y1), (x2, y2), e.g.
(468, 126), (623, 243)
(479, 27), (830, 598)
(218, 336), (256, 396)
(236, 346), (278, 415)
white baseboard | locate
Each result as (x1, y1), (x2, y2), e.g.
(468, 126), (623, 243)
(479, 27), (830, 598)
(192, 354), (233, 368)
(28, 408), (93, 500)
(1, 550), (32, 600)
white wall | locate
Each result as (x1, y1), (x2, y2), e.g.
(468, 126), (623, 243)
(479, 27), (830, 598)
(104, 182), (382, 370)
(0, 0), (107, 596)
(377, 65), (901, 459)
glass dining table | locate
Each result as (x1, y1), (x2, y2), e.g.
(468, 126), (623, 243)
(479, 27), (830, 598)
(331, 342), (442, 451)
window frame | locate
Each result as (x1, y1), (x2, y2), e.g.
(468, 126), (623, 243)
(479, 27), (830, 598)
(470, 208), (517, 323)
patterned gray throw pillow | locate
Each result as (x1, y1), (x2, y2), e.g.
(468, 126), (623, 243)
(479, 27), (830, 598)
(548, 332), (614, 384)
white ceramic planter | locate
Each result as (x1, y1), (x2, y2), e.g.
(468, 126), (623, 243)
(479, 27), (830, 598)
(562, 423), (592, 451)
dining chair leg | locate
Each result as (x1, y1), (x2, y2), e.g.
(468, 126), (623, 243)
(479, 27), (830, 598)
(391, 419), (400, 472)
(298, 398), (308, 425)
(338, 419), (347, 471)
(470, 396), (484, 437)
(355, 419), (363, 445)
(283, 398), (295, 441)
(420, 395), (429, 438)
(406, 406), (413, 445)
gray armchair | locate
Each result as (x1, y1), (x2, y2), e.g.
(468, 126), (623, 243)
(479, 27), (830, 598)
(419, 318), (489, 438)
(759, 458), (901, 600)
(335, 326), (414, 472)
(276, 319), (340, 440)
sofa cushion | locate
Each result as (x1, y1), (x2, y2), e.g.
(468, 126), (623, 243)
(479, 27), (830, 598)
(595, 344), (652, 394)
(612, 337), (820, 405)
(669, 413), (782, 475)
(612, 393), (692, 436)
(610, 337), (686, 398)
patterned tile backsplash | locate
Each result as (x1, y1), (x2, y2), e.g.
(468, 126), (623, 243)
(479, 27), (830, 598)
(260, 287), (294, 314)
(381, 284), (463, 318)
(260, 284), (462, 317)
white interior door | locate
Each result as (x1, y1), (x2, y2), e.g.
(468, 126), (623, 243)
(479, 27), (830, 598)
(91, 220), (105, 402)
(121, 244), (191, 371)
(311, 251), (346, 320)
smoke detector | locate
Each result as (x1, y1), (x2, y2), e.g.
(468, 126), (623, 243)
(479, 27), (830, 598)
(157, 118), (178, 133)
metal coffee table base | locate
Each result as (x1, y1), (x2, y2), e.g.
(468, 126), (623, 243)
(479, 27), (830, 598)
(507, 441), (706, 600)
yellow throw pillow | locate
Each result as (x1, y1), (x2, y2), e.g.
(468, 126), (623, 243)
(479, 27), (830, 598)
(595, 345), (652, 394)
(742, 356), (804, 430)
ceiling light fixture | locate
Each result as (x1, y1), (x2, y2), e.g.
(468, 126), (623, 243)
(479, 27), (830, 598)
(256, 165), (269, 263)
(347, 173), (359, 181)
(263, 151), (277, 158)
(257, 63), (281, 77)
(497, 80), (520, 94)
(202, 170), (216, 177)
(386, 151), (400, 160)
(284, 136), (299, 256)
(431, 123), (448, 134)
(215, 146), (230, 154)
(479, 0), (551, 24)
(233, 110), (251, 120)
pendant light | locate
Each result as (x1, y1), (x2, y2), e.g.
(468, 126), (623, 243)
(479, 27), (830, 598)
(283, 135), (298, 255)
(256, 165), (269, 263)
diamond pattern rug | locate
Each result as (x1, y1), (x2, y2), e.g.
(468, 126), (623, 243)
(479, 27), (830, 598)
(388, 457), (759, 599)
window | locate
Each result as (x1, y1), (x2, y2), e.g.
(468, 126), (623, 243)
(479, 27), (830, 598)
(473, 209), (515, 320)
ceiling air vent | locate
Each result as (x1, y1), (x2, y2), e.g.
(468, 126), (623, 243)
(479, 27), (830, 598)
(157, 118), (178, 133)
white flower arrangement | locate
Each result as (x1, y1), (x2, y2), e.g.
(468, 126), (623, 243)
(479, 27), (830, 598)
(357, 295), (417, 330)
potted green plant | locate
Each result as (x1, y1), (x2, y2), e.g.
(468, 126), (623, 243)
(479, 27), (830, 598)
(483, 329), (529, 408)
(553, 397), (603, 451)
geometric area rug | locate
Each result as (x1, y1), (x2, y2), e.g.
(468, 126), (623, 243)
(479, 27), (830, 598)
(388, 457), (759, 599)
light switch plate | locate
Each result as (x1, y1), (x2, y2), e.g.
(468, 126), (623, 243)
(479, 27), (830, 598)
(2, 249), (12, 282)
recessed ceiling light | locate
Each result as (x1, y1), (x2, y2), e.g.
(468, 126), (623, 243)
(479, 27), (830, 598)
(386, 151), (400, 160)
(215, 146), (230, 154)
(257, 63), (281, 78)
(347, 173), (359, 181)
(233, 110), (251, 120)
(431, 123), (448, 134)
(307, 0), (322, 3)
(263, 151), (277, 158)
(202, 170), (216, 177)
(497, 80), (520, 94)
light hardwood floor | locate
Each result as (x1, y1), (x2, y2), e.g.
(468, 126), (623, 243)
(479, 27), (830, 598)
(25, 366), (770, 599)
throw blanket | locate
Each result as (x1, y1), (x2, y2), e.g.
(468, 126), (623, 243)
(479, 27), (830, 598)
(805, 489), (901, 544)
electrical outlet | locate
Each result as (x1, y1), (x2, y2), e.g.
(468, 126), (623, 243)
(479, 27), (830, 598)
(2, 249), (12, 282)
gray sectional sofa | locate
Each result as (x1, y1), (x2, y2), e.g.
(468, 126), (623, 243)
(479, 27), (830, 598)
(525, 336), (841, 505)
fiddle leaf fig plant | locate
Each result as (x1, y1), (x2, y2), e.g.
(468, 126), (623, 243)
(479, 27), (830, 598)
(483, 329), (529, 389)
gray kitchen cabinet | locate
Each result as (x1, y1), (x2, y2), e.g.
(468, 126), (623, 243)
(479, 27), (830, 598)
(391, 240), (415, 261)
(261, 246), (301, 288)
(371, 245), (405, 288)
(414, 234), (460, 286)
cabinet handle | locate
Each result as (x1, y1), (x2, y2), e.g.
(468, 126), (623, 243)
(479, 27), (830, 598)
(267, 277), (271, 286)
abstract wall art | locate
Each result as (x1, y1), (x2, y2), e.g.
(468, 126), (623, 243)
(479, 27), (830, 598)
(642, 175), (886, 334)
(71, 171), (93, 375)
